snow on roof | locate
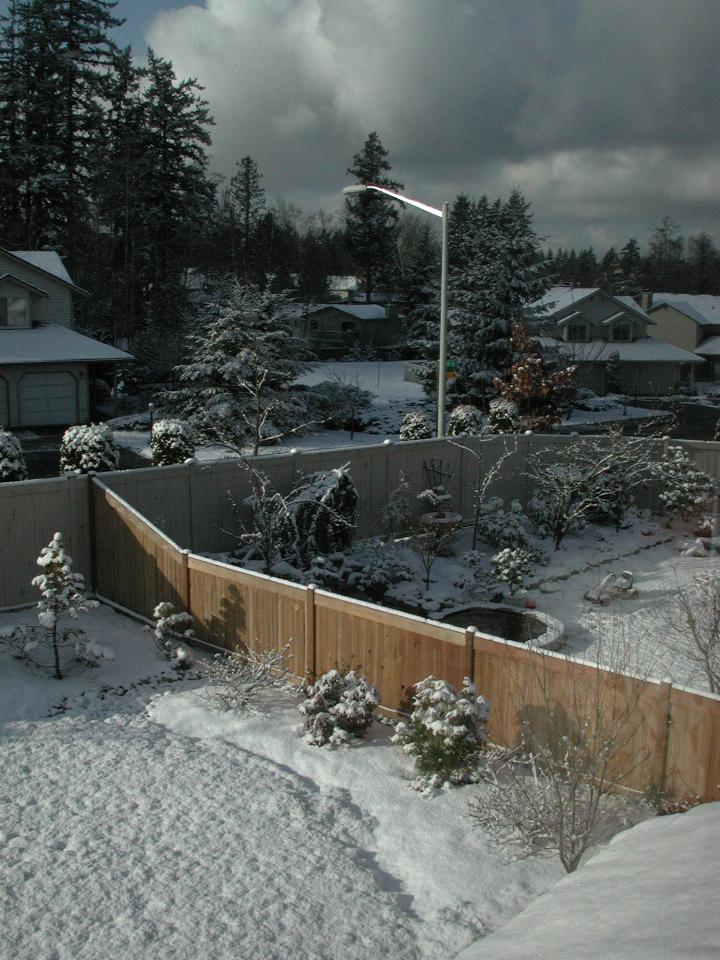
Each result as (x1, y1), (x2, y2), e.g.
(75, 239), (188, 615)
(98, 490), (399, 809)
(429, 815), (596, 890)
(534, 286), (599, 312)
(9, 250), (73, 284)
(614, 295), (654, 322)
(307, 303), (386, 320)
(457, 802), (720, 960)
(695, 335), (720, 357)
(650, 294), (720, 327)
(541, 335), (701, 364)
(0, 325), (134, 364)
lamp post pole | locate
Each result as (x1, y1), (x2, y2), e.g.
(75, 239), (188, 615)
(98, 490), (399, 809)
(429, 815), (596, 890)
(343, 184), (449, 437)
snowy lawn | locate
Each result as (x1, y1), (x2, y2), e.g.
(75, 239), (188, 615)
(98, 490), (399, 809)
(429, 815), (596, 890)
(0, 604), (562, 960)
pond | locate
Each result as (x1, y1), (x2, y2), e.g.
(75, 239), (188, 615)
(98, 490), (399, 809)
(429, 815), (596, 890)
(440, 604), (550, 645)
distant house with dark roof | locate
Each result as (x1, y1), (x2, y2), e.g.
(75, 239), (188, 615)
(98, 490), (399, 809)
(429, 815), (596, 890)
(295, 302), (405, 357)
(0, 247), (133, 428)
(646, 294), (720, 380)
(529, 286), (700, 394)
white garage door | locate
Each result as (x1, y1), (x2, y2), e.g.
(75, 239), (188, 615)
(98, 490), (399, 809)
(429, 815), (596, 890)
(0, 377), (8, 427)
(19, 372), (78, 427)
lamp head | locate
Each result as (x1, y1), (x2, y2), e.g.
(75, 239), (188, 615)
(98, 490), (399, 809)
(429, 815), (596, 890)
(342, 184), (367, 195)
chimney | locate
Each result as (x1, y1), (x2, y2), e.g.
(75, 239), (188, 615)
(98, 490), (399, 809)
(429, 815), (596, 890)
(639, 291), (653, 311)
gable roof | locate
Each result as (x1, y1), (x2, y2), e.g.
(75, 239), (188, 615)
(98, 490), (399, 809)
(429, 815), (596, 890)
(532, 286), (654, 324)
(0, 324), (134, 364)
(0, 247), (89, 296)
(0, 274), (49, 297)
(306, 303), (386, 320)
(539, 335), (700, 364)
(649, 294), (720, 327)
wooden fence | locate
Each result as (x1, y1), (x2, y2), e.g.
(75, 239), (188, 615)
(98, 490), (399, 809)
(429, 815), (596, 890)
(91, 477), (720, 802)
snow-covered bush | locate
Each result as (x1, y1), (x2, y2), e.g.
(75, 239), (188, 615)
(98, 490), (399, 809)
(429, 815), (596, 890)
(302, 379), (373, 430)
(382, 472), (414, 540)
(0, 428), (27, 482)
(300, 669), (379, 746)
(0, 533), (105, 679)
(654, 445), (715, 522)
(486, 398), (518, 434)
(491, 546), (535, 595)
(59, 423), (119, 474)
(204, 641), (291, 712)
(476, 497), (533, 550)
(150, 418), (195, 466)
(448, 404), (483, 437)
(148, 601), (196, 670)
(287, 465), (358, 567)
(392, 676), (489, 790)
(303, 541), (414, 602)
(400, 411), (432, 441)
(452, 550), (495, 598)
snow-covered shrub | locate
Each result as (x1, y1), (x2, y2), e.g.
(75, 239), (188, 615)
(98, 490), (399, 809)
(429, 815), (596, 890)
(0, 533), (104, 679)
(148, 601), (196, 670)
(0, 428), (27, 482)
(486, 398), (518, 434)
(59, 423), (119, 474)
(150, 418), (195, 466)
(287, 465), (358, 567)
(303, 541), (414, 602)
(448, 404), (483, 437)
(302, 379), (373, 430)
(300, 669), (379, 746)
(476, 497), (533, 550)
(491, 546), (535, 595)
(204, 641), (292, 713)
(392, 676), (488, 790)
(653, 445), (715, 522)
(452, 551), (495, 599)
(400, 411), (432, 441)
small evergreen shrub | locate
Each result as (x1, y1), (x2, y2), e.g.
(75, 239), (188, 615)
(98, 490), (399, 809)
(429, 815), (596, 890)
(392, 676), (489, 790)
(400, 411), (432, 441)
(151, 418), (195, 466)
(491, 546), (535, 595)
(59, 423), (119, 474)
(287, 465), (358, 566)
(382, 472), (414, 539)
(148, 601), (196, 670)
(448, 404), (483, 437)
(476, 497), (533, 550)
(654, 445), (715, 522)
(0, 429), (27, 482)
(486, 398), (519, 434)
(300, 669), (379, 746)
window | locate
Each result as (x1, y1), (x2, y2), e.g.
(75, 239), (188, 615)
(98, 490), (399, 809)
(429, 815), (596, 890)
(612, 324), (631, 342)
(0, 295), (29, 327)
(567, 323), (587, 342)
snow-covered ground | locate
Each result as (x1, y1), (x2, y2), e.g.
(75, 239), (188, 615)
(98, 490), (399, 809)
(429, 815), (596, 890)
(0, 603), (562, 960)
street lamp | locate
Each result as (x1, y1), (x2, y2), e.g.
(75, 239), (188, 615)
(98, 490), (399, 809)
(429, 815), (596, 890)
(342, 183), (449, 437)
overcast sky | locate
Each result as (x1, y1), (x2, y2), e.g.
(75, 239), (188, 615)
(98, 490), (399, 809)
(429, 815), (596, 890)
(11, 0), (720, 250)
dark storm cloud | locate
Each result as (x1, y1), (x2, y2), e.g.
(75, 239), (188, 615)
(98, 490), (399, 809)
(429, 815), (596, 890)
(146, 0), (720, 247)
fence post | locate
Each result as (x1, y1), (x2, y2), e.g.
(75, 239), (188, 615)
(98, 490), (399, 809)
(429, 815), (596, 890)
(657, 679), (674, 794)
(87, 472), (98, 593)
(187, 459), (196, 552)
(305, 583), (317, 679)
(181, 548), (191, 614)
(464, 626), (476, 680)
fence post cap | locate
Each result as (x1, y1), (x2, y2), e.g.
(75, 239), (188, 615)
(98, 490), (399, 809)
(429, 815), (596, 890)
(182, 548), (191, 556)
(290, 448), (299, 455)
(383, 438), (392, 445)
(307, 582), (317, 590)
(185, 457), (197, 465)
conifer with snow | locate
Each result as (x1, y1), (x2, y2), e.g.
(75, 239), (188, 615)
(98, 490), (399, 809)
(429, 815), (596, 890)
(486, 398), (519, 434)
(447, 404), (483, 437)
(149, 601), (196, 669)
(491, 546), (535, 595)
(0, 429), (27, 482)
(287, 465), (358, 568)
(400, 411), (432, 441)
(150, 418), (195, 466)
(59, 424), (119, 474)
(392, 676), (489, 790)
(654, 445), (715, 522)
(300, 669), (379, 746)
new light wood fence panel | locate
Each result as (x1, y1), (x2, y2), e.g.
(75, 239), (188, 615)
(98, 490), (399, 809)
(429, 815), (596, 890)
(664, 687), (720, 800)
(92, 482), (186, 619)
(187, 555), (307, 678)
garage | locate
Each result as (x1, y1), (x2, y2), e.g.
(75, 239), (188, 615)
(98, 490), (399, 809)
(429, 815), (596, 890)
(18, 371), (78, 427)
(0, 377), (8, 427)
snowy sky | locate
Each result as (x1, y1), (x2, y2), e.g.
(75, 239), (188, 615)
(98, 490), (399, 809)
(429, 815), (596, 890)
(7, 0), (720, 250)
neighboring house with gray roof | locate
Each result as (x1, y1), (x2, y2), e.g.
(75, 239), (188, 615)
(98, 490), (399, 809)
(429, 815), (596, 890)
(295, 302), (405, 357)
(0, 247), (133, 428)
(647, 294), (720, 380)
(529, 286), (700, 394)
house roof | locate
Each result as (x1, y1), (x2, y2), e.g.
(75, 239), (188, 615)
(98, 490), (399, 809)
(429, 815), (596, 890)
(532, 287), (654, 324)
(306, 303), (387, 320)
(0, 247), (89, 296)
(649, 294), (720, 327)
(695, 336), (720, 357)
(0, 324), (134, 365)
(0, 274), (49, 297)
(540, 335), (701, 364)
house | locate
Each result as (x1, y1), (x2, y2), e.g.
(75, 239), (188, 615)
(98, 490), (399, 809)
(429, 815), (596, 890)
(646, 294), (720, 381)
(530, 286), (701, 395)
(0, 247), (133, 428)
(295, 303), (405, 357)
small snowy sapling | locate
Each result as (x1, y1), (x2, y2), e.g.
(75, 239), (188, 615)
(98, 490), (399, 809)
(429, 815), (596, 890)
(205, 641), (292, 713)
(148, 601), (196, 669)
(491, 546), (535, 595)
(59, 423), (120, 474)
(300, 669), (379, 746)
(0, 429), (27, 482)
(392, 676), (488, 791)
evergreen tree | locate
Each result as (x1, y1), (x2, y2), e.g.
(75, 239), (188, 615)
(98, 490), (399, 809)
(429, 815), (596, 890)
(647, 217), (684, 290)
(618, 238), (643, 297)
(221, 155), (266, 279)
(345, 131), (403, 301)
(687, 232), (719, 294)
